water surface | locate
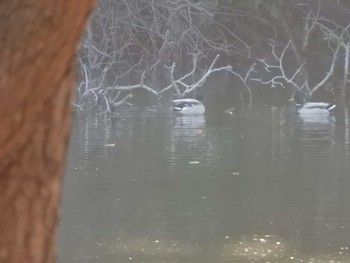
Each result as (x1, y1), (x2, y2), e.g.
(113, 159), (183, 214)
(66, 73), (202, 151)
(59, 103), (350, 263)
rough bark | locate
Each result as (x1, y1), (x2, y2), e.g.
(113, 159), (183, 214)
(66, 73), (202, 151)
(0, 1), (95, 263)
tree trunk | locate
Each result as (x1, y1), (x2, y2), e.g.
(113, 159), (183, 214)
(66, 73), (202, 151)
(0, 1), (95, 263)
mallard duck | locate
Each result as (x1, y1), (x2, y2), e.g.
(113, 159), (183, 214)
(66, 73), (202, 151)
(172, 98), (205, 115)
(289, 90), (336, 114)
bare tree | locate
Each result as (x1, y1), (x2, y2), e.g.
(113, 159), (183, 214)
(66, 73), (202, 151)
(314, 17), (350, 100)
(76, 0), (350, 114)
(251, 38), (341, 96)
(76, 0), (251, 113)
(221, 1), (350, 103)
(92, 53), (233, 115)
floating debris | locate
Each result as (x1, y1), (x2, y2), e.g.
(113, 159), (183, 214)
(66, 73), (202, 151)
(225, 107), (235, 115)
(104, 143), (116, 147)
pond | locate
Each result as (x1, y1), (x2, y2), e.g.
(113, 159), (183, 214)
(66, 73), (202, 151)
(58, 98), (350, 263)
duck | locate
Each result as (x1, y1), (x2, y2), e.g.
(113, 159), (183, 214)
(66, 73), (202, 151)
(172, 98), (205, 115)
(289, 90), (336, 115)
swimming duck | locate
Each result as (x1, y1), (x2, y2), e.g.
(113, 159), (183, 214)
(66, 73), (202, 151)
(289, 90), (336, 115)
(172, 98), (205, 115)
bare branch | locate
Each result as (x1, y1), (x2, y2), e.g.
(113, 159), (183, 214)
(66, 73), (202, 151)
(302, 0), (321, 51)
(76, 0), (252, 114)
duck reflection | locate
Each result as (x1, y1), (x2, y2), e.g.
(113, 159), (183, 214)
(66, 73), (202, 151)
(169, 115), (218, 169)
(296, 114), (335, 129)
(172, 115), (206, 141)
(294, 113), (336, 157)
(295, 111), (335, 138)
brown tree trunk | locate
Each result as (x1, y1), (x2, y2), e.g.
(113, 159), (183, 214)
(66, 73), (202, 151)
(0, 1), (95, 263)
